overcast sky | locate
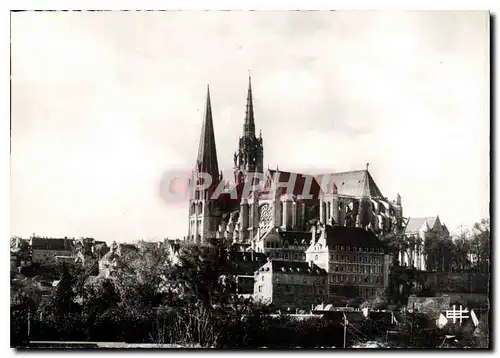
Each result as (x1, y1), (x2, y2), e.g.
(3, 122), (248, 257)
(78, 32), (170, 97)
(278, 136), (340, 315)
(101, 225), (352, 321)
(11, 11), (489, 242)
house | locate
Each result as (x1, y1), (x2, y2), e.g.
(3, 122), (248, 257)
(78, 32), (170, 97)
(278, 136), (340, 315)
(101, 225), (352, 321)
(227, 251), (267, 298)
(253, 228), (310, 261)
(253, 260), (328, 311)
(30, 237), (75, 266)
(306, 225), (387, 302)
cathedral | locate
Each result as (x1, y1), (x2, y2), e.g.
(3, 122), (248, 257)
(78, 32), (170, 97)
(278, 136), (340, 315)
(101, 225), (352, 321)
(187, 77), (405, 253)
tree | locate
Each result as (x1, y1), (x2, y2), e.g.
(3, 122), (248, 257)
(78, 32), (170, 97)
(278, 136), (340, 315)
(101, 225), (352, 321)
(11, 279), (42, 346)
(450, 231), (472, 272)
(380, 231), (423, 269)
(36, 263), (83, 340)
(470, 219), (490, 274)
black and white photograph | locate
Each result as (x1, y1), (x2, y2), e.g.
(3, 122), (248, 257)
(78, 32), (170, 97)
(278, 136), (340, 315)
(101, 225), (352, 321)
(9, 10), (491, 349)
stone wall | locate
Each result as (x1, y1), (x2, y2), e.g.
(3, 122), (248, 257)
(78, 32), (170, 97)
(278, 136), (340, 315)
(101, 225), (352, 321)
(421, 272), (488, 294)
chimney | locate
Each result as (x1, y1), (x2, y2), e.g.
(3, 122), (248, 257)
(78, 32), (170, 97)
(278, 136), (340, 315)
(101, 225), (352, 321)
(311, 224), (317, 243)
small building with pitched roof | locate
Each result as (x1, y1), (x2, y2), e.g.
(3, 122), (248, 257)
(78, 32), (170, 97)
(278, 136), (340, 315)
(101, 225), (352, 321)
(30, 236), (75, 266)
(253, 260), (328, 310)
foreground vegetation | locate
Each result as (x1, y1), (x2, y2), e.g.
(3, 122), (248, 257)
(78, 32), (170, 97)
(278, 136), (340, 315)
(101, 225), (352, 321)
(11, 219), (490, 348)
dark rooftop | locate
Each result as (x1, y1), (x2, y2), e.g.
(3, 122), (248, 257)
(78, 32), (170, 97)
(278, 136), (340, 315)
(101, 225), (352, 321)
(262, 260), (327, 276)
(324, 226), (384, 249)
(31, 237), (74, 251)
(278, 231), (312, 246)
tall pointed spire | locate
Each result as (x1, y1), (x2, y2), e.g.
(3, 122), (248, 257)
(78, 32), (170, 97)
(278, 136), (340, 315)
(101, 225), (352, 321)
(234, 75), (264, 177)
(244, 75), (255, 136)
(196, 84), (219, 178)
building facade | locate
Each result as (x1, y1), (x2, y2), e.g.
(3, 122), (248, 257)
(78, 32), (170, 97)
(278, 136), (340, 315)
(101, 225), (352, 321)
(306, 225), (387, 302)
(253, 260), (328, 310)
(30, 236), (75, 266)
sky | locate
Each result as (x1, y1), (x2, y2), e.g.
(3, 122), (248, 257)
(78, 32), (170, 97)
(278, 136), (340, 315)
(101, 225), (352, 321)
(11, 11), (490, 242)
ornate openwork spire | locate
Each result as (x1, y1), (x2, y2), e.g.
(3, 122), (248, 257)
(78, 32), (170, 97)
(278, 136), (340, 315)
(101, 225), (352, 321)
(244, 75), (255, 136)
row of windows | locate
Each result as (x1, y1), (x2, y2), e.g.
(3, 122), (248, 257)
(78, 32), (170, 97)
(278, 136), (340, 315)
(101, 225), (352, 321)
(358, 287), (378, 298)
(268, 251), (306, 261)
(265, 241), (308, 249)
(336, 246), (383, 253)
(329, 274), (384, 284)
(274, 277), (327, 285)
(312, 245), (384, 253)
(265, 241), (280, 249)
(331, 254), (383, 264)
(276, 284), (326, 295)
(329, 264), (382, 274)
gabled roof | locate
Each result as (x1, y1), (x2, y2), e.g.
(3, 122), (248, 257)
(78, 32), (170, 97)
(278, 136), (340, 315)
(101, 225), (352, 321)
(321, 170), (384, 198)
(323, 226), (384, 249)
(31, 237), (74, 251)
(405, 217), (438, 233)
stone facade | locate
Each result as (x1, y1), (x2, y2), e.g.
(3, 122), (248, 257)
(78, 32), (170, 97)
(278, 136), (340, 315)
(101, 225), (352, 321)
(253, 228), (310, 261)
(306, 225), (387, 301)
(253, 260), (328, 310)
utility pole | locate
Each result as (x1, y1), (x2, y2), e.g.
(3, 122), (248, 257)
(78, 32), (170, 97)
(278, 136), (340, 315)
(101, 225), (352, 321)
(27, 310), (31, 338)
(410, 302), (415, 346)
(343, 312), (348, 349)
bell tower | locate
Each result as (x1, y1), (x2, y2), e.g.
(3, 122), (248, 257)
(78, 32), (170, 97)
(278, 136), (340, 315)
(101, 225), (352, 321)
(233, 76), (264, 184)
(233, 76), (264, 244)
(188, 85), (222, 244)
